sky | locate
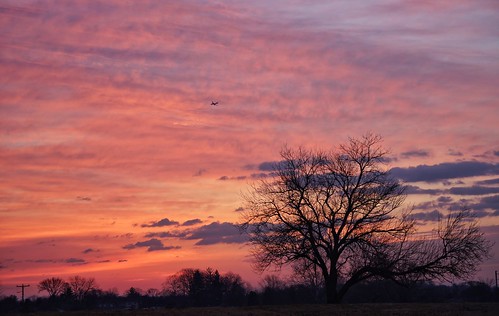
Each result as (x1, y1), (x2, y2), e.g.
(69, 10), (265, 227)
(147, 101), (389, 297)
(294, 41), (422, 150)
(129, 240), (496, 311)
(1, 0), (499, 297)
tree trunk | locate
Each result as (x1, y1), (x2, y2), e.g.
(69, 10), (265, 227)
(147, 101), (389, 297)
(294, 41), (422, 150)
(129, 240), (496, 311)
(325, 277), (341, 304)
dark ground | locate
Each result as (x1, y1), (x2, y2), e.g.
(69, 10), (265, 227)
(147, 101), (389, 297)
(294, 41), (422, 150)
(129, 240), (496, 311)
(5, 303), (499, 316)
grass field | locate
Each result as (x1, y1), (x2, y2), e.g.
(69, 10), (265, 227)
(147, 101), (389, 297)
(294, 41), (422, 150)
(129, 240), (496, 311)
(9, 303), (499, 316)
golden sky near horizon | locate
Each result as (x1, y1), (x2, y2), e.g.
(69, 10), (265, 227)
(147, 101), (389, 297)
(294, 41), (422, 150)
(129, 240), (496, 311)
(1, 0), (498, 297)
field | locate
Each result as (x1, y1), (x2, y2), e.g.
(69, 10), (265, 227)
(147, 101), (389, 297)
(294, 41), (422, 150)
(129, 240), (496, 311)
(9, 303), (499, 316)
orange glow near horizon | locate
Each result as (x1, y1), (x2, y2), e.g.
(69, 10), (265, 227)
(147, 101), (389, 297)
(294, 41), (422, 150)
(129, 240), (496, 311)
(1, 0), (498, 298)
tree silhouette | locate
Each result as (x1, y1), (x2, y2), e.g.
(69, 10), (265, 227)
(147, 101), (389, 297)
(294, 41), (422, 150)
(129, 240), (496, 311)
(162, 268), (195, 296)
(260, 275), (285, 305)
(37, 277), (67, 298)
(161, 268), (247, 306)
(145, 288), (161, 297)
(241, 134), (492, 304)
(67, 276), (97, 301)
(125, 287), (142, 299)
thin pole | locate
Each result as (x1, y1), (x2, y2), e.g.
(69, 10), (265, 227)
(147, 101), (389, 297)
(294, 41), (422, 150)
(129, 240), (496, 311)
(495, 270), (498, 288)
(16, 284), (30, 303)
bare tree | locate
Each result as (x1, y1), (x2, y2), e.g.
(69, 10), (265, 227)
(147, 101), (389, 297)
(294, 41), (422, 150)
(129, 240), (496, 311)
(146, 288), (161, 297)
(37, 277), (67, 298)
(162, 268), (196, 296)
(67, 275), (97, 301)
(240, 134), (492, 303)
(259, 274), (285, 291)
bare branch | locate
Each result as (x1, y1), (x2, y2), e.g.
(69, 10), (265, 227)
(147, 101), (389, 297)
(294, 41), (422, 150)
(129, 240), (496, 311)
(239, 135), (492, 304)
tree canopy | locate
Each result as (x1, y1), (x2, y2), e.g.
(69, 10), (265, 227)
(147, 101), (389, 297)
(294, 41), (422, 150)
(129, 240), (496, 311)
(240, 134), (492, 303)
(37, 277), (66, 298)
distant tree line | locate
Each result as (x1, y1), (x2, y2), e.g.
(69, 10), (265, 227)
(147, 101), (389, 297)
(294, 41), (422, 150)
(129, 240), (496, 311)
(1, 268), (499, 313)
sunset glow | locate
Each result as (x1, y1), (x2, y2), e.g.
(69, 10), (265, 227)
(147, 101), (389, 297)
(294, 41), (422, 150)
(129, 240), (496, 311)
(1, 1), (498, 297)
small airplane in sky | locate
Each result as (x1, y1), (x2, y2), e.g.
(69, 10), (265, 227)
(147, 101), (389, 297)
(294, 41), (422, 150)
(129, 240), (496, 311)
(211, 101), (219, 106)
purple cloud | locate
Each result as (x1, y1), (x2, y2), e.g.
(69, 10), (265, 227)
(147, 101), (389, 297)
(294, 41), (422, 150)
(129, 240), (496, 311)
(65, 258), (86, 264)
(475, 178), (499, 186)
(471, 195), (499, 211)
(258, 161), (279, 171)
(181, 218), (202, 226)
(218, 175), (248, 181)
(184, 222), (247, 246)
(407, 210), (444, 222)
(390, 161), (499, 183)
(436, 196), (453, 203)
(141, 218), (179, 228)
(145, 231), (188, 238)
(448, 186), (499, 196)
(404, 185), (442, 195)
(123, 238), (180, 252)
(448, 149), (463, 157)
(143, 221), (247, 246)
(400, 149), (430, 159)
